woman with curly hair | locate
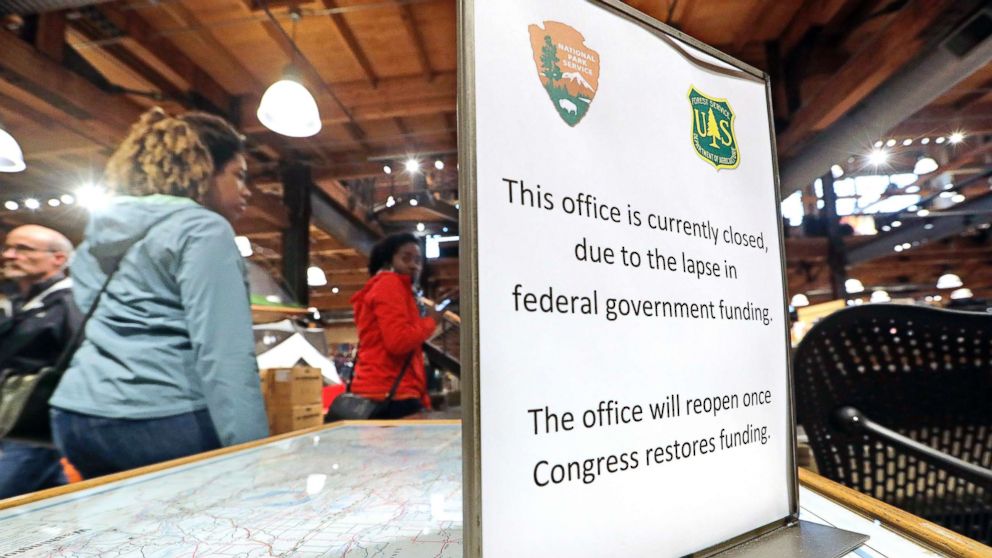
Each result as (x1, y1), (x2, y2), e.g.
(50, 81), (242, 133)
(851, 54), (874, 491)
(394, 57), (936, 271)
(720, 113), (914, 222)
(49, 108), (268, 478)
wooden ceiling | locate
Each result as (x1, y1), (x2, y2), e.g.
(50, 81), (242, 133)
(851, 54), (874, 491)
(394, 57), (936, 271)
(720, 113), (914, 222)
(1, 0), (990, 313)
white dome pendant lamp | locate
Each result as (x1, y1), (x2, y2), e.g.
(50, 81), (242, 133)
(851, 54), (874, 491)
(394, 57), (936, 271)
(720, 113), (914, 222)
(0, 121), (26, 173)
(256, 9), (321, 138)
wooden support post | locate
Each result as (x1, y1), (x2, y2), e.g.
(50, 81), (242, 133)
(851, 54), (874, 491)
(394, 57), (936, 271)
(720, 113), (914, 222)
(821, 171), (847, 300)
(282, 163), (312, 305)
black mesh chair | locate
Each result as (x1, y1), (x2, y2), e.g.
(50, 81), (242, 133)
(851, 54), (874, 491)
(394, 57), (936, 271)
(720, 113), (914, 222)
(794, 304), (992, 544)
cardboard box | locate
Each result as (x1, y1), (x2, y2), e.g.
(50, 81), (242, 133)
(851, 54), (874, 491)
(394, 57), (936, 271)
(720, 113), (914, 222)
(261, 367), (322, 407)
(269, 404), (323, 435)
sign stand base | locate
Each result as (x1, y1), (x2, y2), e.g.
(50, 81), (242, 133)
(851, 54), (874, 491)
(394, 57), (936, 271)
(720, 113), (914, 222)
(712, 520), (868, 558)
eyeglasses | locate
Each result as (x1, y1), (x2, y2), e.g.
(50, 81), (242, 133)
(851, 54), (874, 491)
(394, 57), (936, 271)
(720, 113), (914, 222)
(1, 244), (58, 255)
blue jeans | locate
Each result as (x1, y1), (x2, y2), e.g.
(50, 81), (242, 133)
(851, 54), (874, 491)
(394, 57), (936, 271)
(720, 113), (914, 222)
(51, 408), (222, 479)
(0, 441), (67, 499)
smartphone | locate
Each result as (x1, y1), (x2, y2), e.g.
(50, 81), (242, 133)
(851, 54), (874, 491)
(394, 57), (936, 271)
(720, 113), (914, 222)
(435, 298), (452, 312)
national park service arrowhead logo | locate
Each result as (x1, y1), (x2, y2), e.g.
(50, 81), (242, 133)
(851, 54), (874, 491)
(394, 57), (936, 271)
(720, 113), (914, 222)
(689, 86), (740, 170)
(528, 21), (600, 127)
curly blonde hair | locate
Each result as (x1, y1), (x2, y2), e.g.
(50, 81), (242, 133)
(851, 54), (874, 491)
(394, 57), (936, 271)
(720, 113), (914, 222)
(103, 107), (244, 202)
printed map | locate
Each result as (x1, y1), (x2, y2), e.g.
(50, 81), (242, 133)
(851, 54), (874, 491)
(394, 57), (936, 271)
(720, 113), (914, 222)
(0, 424), (462, 557)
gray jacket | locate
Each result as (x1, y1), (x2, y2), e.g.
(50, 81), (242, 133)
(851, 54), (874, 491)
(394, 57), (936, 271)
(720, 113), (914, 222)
(51, 195), (269, 446)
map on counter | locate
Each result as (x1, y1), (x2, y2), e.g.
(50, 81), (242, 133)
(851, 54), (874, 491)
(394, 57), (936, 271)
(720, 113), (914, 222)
(0, 422), (942, 557)
(0, 423), (463, 557)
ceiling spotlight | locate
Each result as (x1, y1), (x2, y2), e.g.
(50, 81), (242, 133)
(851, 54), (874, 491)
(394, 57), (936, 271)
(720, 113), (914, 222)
(873, 140), (883, 148)
(913, 156), (938, 175)
(4, 200), (18, 211)
(830, 164), (844, 178)
(949, 131), (965, 144)
(881, 225), (891, 232)
(434, 159), (444, 170)
(902, 139), (913, 146)
(901, 243), (911, 250)
(405, 159), (420, 173)
(867, 148), (889, 167)
(950, 288), (973, 300)
(442, 226), (449, 233)
(47, 198), (60, 207)
(907, 205), (919, 212)
(951, 194), (966, 204)
(905, 185), (920, 194)
(60, 194), (75, 205)
(894, 245), (904, 252)
(386, 195), (396, 208)
(924, 223), (934, 230)
(870, 290), (891, 303)
(891, 220), (902, 228)
(0, 126), (26, 173)
(257, 72), (321, 138)
(23, 198), (40, 210)
(917, 209), (930, 217)
(234, 236), (253, 258)
(410, 198), (419, 206)
(331, 286), (340, 294)
(845, 278), (865, 294)
(934, 295), (943, 302)
(307, 266), (328, 287)
(935, 136), (946, 144)
(936, 273), (963, 289)
(416, 222), (425, 232)
(790, 294), (809, 307)
(920, 137), (930, 145)
(383, 165), (392, 175)
(885, 138), (896, 147)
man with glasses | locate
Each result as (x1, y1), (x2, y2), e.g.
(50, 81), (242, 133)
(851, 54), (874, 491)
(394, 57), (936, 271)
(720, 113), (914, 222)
(0, 224), (81, 498)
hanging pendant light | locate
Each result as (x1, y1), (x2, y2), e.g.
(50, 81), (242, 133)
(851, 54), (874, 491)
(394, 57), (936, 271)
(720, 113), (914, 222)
(913, 155), (938, 175)
(936, 273), (963, 289)
(256, 9), (321, 138)
(307, 266), (327, 287)
(845, 278), (865, 294)
(257, 68), (321, 138)
(790, 293), (809, 307)
(0, 125), (26, 173)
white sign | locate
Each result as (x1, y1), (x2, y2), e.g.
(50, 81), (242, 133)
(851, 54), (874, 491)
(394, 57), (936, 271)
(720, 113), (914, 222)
(465, 1), (792, 556)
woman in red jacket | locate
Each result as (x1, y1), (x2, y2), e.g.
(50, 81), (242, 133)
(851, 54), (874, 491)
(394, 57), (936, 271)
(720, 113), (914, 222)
(349, 233), (443, 418)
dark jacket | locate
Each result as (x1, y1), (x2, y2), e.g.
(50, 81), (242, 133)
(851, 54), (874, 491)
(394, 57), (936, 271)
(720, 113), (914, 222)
(0, 274), (82, 375)
(349, 271), (436, 408)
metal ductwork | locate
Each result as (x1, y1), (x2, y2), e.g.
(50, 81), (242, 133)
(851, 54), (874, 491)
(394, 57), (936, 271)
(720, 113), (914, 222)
(1, 0), (112, 15)
(779, 6), (992, 199)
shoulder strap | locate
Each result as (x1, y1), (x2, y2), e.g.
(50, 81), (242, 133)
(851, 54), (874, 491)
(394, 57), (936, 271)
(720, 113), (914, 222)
(52, 207), (200, 372)
(384, 351), (416, 402)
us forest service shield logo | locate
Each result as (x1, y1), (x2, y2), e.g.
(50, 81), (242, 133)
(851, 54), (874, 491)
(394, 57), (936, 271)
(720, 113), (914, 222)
(689, 86), (740, 170)
(528, 21), (600, 127)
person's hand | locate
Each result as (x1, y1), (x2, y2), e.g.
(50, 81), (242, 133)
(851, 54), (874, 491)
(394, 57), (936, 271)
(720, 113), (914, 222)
(425, 300), (445, 324)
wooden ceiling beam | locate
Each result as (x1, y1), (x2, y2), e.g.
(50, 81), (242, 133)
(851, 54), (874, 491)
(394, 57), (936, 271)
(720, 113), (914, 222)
(95, 4), (236, 117)
(0, 29), (141, 144)
(35, 11), (66, 63)
(321, 0), (378, 88)
(397, 1), (434, 82)
(156, 1), (266, 92)
(777, 0), (955, 154)
(238, 72), (456, 133)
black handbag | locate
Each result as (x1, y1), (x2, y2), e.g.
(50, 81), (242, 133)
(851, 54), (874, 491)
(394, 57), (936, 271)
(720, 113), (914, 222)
(325, 351), (415, 421)
(0, 270), (116, 446)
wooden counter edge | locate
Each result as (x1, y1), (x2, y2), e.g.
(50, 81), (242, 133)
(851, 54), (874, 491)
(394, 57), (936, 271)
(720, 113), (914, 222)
(798, 467), (992, 558)
(0, 419), (460, 511)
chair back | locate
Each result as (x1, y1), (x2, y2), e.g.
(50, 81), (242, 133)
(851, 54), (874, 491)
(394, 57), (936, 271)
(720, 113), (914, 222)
(794, 303), (992, 544)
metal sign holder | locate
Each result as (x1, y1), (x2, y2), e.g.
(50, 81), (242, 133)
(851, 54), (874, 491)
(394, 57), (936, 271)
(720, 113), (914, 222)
(457, 1), (869, 556)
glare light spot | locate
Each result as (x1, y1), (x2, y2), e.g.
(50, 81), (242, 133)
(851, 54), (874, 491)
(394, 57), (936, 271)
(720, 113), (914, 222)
(24, 198), (40, 210)
(867, 148), (889, 167)
(949, 131), (965, 144)
(920, 138), (930, 145)
(902, 138), (913, 146)
(4, 200), (18, 211)
(416, 222), (425, 232)
(434, 159), (444, 170)
(331, 286), (340, 294)
(405, 159), (419, 173)
(873, 140), (883, 148)
(917, 209), (930, 217)
(905, 185), (920, 194)
(385, 195), (396, 208)
(951, 194), (966, 204)
(410, 198), (419, 206)
(383, 165), (392, 175)
(891, 220), (902, 228)
(60, 194), (75, 205)
(935, 136), (946, 144)
(885, 138), (896, 147)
